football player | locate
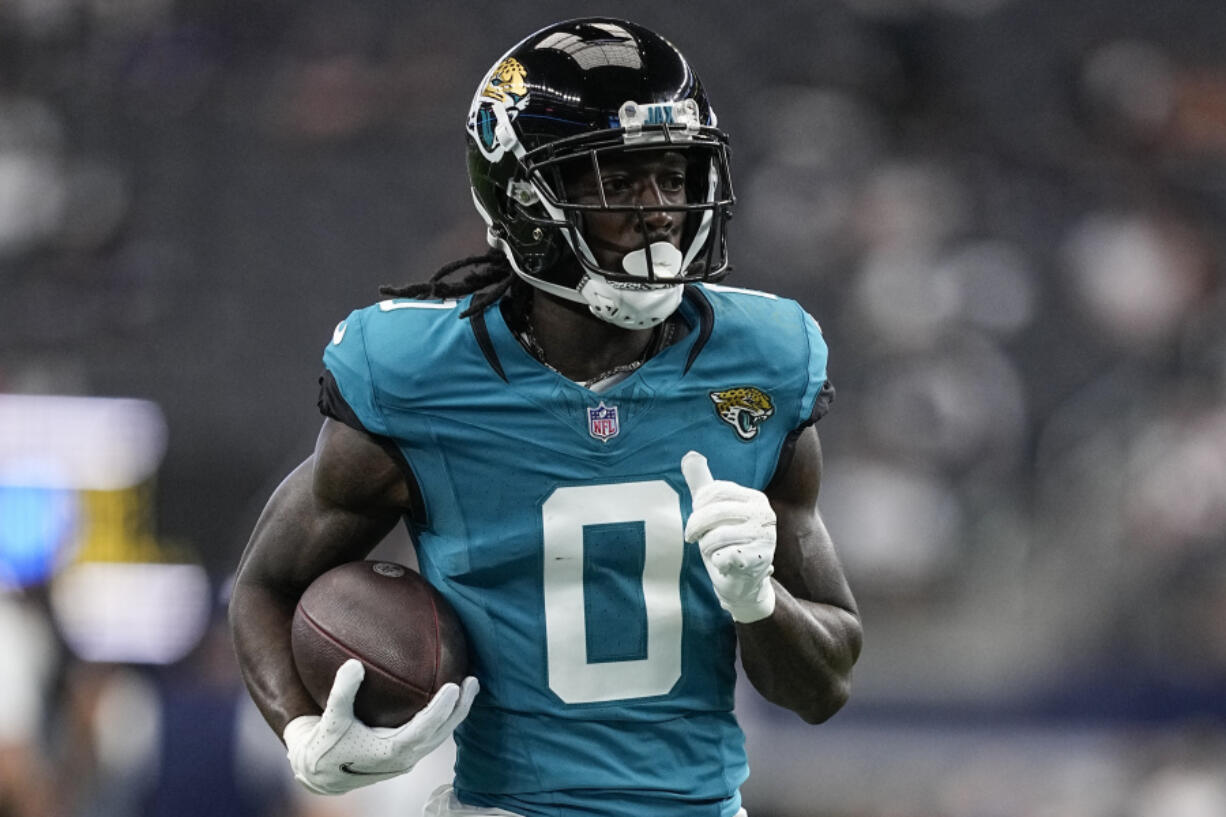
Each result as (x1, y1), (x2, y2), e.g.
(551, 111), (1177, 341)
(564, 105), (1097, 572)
(229, 17), (862, 817)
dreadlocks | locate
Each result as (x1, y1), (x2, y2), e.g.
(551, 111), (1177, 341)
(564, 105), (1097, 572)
(379, 250), (519, 318)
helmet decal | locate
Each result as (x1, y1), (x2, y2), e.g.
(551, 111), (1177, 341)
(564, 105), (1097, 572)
(483, 57), (528, 104)
(468, 57), (530, 161)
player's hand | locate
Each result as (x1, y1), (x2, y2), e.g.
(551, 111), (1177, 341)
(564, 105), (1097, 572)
(681, 450), (777, 624)
(283, 659), (479, 795)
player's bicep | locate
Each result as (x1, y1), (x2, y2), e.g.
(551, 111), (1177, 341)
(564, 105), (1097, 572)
(765, 426), (857, 614)
(312, 418), (414, 515)
(237, 420), (410, 595)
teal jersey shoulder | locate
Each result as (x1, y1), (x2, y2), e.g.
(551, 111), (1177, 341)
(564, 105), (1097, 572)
(320, 285), (830, 816)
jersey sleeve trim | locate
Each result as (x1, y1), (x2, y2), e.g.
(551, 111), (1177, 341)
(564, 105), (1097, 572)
(317, 367), (368, 433)
(768, 380), (835, 485)
(768, 302), (834, 484)
(810, 379), (835, 423)
(797, 302), (832, 425)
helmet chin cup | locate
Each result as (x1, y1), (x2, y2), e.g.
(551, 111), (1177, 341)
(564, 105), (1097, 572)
(578, 243), (685, 328)
(580, 280), (684, 328)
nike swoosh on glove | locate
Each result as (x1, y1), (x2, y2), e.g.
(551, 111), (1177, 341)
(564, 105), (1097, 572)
(682, 450), (777, 624)
(284, 659), (479, 795)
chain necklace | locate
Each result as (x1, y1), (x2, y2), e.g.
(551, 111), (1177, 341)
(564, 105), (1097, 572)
(514, 308), (677, 389)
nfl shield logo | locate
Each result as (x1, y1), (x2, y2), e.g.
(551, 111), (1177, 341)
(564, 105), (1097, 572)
(587, 401), (620, 442)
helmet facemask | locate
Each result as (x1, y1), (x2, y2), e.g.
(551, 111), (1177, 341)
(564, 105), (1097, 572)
(500, 111), (733, 326)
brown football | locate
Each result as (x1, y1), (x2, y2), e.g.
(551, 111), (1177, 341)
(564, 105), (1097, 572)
(291, 560), (469, 728)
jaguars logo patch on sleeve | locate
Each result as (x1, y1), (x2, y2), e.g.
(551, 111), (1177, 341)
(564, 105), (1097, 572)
(709, 387), (775, 441)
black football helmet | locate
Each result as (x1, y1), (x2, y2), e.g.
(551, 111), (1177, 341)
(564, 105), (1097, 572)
(465, 17), (734, 327)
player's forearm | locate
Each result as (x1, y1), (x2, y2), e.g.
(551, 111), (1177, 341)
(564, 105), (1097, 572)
(229, 463), (328, 737)
(737, 580), (862, 724)
(229, 578), (321, 739)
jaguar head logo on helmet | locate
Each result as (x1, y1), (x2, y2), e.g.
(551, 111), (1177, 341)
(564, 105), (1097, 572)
(482, 57), (528, 105)
(464, 17), (736, 330)
(468, 57), (531, 161)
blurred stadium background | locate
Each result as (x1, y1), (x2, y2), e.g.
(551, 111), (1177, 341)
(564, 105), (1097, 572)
(3, 1), (1225, 815)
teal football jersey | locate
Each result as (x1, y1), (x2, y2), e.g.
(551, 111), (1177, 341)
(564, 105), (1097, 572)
(321, 284), (830, 817)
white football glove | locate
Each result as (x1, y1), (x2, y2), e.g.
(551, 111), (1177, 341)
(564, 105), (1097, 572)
(283, 658), (479, 795)
(682, 450), (777, 624)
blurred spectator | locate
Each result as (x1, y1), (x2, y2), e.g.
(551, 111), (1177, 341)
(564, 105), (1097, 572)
(0, 590), (60, 817)
(51, 611), (296, 817)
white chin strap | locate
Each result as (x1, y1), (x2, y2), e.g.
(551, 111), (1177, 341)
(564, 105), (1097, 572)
(579, 242), (685, 329)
